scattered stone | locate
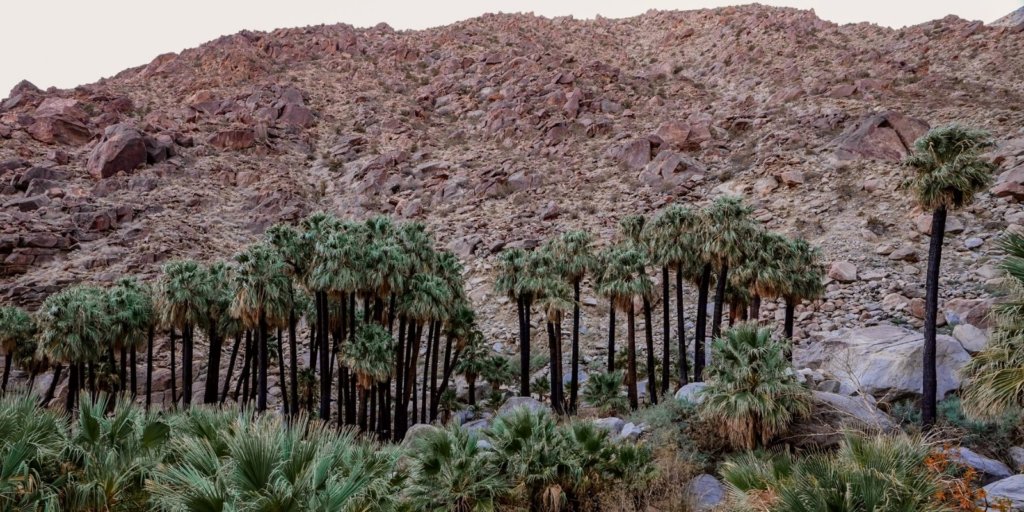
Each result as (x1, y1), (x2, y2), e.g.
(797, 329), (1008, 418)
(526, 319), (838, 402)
(952, 324), (989, 354)
(964, 237), (984, 249)
(828, 261), (858, 282)
(208, 129), (256, 150)
(1009, 446), (1024, 472)
(942, 446), (1012, 483)
(498, 396), (548, 416)
(684, 474), (726, 512)
(984, 475), (1024, 509)
(888, 247), (919, 262)
(834, 111), (929, 161)
(402, 424), (440, 444)
(594, 417), (626, 436)
(617, 422), (644, 441)
(780, 170), (805, 186)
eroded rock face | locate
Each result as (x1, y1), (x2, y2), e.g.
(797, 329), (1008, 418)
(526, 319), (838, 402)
(87, 124), (147, 179)
(796, 325), (970, 402)
(208, 129), (256, 150)
(834, 111), (929, 161)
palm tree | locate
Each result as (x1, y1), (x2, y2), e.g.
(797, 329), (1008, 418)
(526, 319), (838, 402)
(595, 246), (652, 410)
(546, 231), (595, 413)
(397, 273), (450, 438)
(730, 230), (789, 325)
(779, 238), (825, 351)
(703, 196), (756, 353)
(0, 306), (35, 394)
(494, 248), (532, 397)
(532, 252), (573, 415)
(155, 260), (212, 408)
(105, 277), (154, 402)
(592, 247), (620, 373)
(903, 125), (995, 428)
(582, 370), (628, 416)
(454, 333), (489, 407)
(405, 425), (509, 511)
(265, 222), (314, 416)
(37, 285), (109, 412)
(962, 231), (1024, 420)
(231, 243), (291, 413)
(341, 323), (394, 433)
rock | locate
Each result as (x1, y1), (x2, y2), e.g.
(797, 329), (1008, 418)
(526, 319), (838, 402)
(26, 116), (92, 145)
(4, 195), (50, 212)
(654, 121), (694, 150)
(87, 124), (148, 179)
(812, 391), (894, 431)
(828, 261), (858, 282)
(674, 382), (707, 404)
(754, 176), (779, 195)
(594, 417), (626, 435)
(796, 325), (970, 402)
(984, 475), (1024, 509)
(612, 138), (652, 171)
(639, 151), (705, 189)
(835, 111), (929, 161)
(462, 419), (490, 432)
(1009, 447), (1024, 472)
(953, 324), (989, 354)
(964, 237), (984, 249)
(942, 446), (1012, 483)
(993, 165), (1024, 201)
(498, 396), (548, 416)
(780, 170), (805, 186)
(208, 129), (256, 150)
(888, 247), (919, 262)
(684, 474), (726, 512)
(945, 298), (994, 328)
(403, 423), (440, 444)
(617, 422), (644, 441)
(278, 104), (315, 128)
(447, 234), (482, 258)
(915, 214), (964, 235)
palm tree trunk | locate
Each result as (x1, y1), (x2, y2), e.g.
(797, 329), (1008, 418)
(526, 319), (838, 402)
(643, 297), (658, 405)
(694, 264), (712, 382)
(421, 322), (434, 423)
(347, 371), (357, 426)
(145, 326), (154, 410)
(394, 316), (407, 437)
(397, 322), (421, 439)
(378, 381), (390, 439)
(429, 322), (442, 421)
(119, 346), (127, 397)
(607, 302), (616, 372)
(358, 387), (369, 432)
(661, 266), (671, 395)
(221, 332), (242, 404)
(204, 323), (223, 404)
(468, 375), (477, 407)
(712, 263), (729, 342)
(237, 331), (253, 404)
(66, 362), (79, 412)
(676, 265), (688, 387)
(626, 302), (638, 410)
(922, 206), (946, 429)
(41, 364), (62, 408)
(546, 321), (562, 414)
(129, 345), (137, 400)
(169, 328), (178, 406)
(571, 279), (581, 413)
(1, 353), (11, 393)
(288, 308), (299, 415)
(107, 346), (117, 395)
(183, 323), (194, 407)
(750, 294), (761, 324)
(439, 332), (453, 410)
(518, 297), (530, 397)
(317, 291), (331, 421)
(257, 309), (269, 412)
(276, 328), (289, 415)
(308, 316), (317, 372)
(369, 385), (377, 433)
(783, 298), (796, 362)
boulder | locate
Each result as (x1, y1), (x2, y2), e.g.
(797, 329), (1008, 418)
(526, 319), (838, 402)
(812, 391), (894, 431)
(278, 104), (315, 128)
(952, 324), (989, 354)
(403, 424), (440, 444)
(684, 474), (726, 512)
(1009, 446), (1024, 472)
(498, 396), (548, 416)
(617, 422), (644, 441)
(780, 170), (805, 186)
(835, 111), (929, 161)
(915, 214), (964, 235)
(594, 417), (626, 435)
(945, 298), (994, 328)
(993, 165), (1024, 201)
(984, 475), (1024, 510)
(888, 247), (919, 262)
(208, 129), (256, 150)
(828, 261), (858, 282)
(26, 116), (92, 145)
(4, 195), (50, 212)
(611, 138), (653, 171)
(639, 151), (706, 189)
(796, 325), (970, 402)
(942, 446), (1012, 484)
(654, 121), (695, 150)
(87, 124), (148, 179)
(675, 382), (707, 404)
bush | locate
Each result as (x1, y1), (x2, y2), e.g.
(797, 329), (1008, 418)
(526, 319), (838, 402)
(700, 325), (810, 449)
(892, 396), (1024, 458)
(582, 370), (628, 416)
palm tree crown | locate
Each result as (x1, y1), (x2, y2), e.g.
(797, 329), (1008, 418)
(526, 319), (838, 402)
(903, 124), (996, 210)
(342, 324), (395, 390)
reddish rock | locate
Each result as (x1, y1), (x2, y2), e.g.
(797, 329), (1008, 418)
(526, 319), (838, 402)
(208, 129), (256, 150)
(26, 116), (92, 145)
(640, 151), (706, 189)
(33, 98), (89, 123)
(835, 111), (929, 161)
(613, 138), (653, 171)
(655, 121), (694, 150)
(277, 104), (315, 128)
(993, 165), (1024, 201)
(87, 124), (148, 179)
(4, 195), (50, 212)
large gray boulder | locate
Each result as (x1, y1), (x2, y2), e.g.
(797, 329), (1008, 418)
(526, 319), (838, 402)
(498, 396), (548, 416)
(675, 382), (707, 404)
(812, 391), (894, 431)
(943, 447), (1012, 484)
(983, 475), (1024, 510)
(797, 325), (970, 402)
(685, 474), (726, 511)
(402, 424), (440, 444)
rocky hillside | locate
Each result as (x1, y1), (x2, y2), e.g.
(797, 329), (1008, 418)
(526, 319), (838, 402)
(2, 5), (1023, 361)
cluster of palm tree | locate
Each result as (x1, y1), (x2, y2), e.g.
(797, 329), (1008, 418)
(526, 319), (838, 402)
(497, 196), (825, 414)
(0, 213), (496, 442)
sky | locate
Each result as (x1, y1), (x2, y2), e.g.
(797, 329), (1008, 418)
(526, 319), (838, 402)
(1, 1), (1019, 96)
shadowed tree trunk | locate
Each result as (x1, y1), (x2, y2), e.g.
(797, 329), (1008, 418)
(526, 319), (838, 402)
(221, 332), (242, 404)
(394, 316), (406, 437)
(203, 320), (223, 404)
(145, 327), (154, 410)
(429, 321), (441, 421)
(626, 301), (638, 410)
(169, 328), (178, 406)
(784, 300), (796, 341)
(317, 291), (331, 421)
(129, 345), (137, 400)
(570, 280), (581, 413)
(750, 294), (762, 324)
(276, 327), (289, 415)
(119, 346), (127, 397)
(436, 332), (453, 421)
(237, 331), (253, 404)
(467, 375), (477, 407)
(607, 302), (616, 372)
(711, 263), (729, 342)
(421, 322), (434, 423)
(183, 324), (194, 407)
(2, 354), (11, 393)
(661, 266), (670, 395)
(676, 266), (688, 387)
(65, 363), (79, 412)
(378, 381), (390, 439)
(922, 205), (947, 429)
(358, 386), (369, 432)
(288, 309), (299, 416)
(694, 264), (711, 382)
(41, 364), (62, 408)
(547, 321), (564, 415)
(518, 297), (530, 397)
(257, 310), (269, 412)
(643, 297), (658, 405)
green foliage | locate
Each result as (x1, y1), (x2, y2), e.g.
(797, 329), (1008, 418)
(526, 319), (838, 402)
(405, 425), (508, 511)
(531, 375), (551, 401)
(480, 355), (515, 389)
(700, 324), (810, 449)
(721, 434), (948, 512)
(38, 284), (111, 364)
(582, 371), (628, 416)
(902, 124), (996, 211)
(341, 324), (394, 389)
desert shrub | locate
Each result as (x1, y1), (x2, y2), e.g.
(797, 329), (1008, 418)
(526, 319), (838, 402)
(405, 424), (509, 511)
(892, 396), (1024, 457)
(582, 370), (628, 416)
(700, 325), (810, 449)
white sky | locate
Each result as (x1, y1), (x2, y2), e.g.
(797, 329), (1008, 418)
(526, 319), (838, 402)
(1, 1), (1019, 96)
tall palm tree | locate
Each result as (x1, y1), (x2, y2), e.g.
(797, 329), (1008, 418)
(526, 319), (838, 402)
(454, 331), (489, 406)
(397, 273), (450, 438)
(37, 285), (110, 412)
(155, 260), (212, 408)
(340, 324), (394, 433)
(494, 248), (532, 397)
(730, 230), (789, 325)
(903, 124), (995, 427)
(105, 277), (154, 402)
(532, 251), (573, 415)
(0, 306), (35, 393)
(779, 238), (825, 349)
(430, 250), (465, 420)
(546, 231), (595, 413)
(266, 222), (314, 416)
(703, 196), (756, 347)
(231, 243), (291, 413)
(596, 246), (652, 410)
(592, 247), (619, 373)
